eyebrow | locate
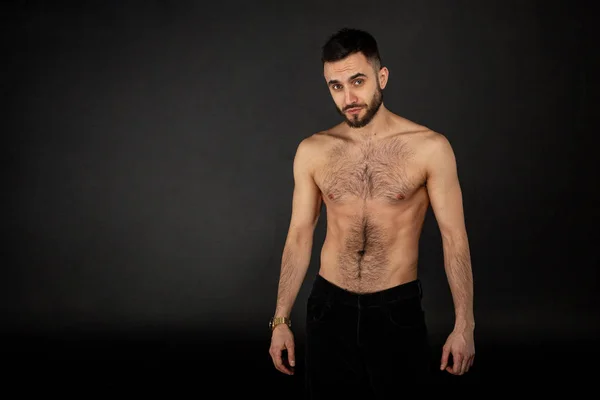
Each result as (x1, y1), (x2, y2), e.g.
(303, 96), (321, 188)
(328, 72), (367, 85)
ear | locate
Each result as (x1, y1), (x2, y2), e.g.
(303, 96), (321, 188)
(378, 67), (389, 89)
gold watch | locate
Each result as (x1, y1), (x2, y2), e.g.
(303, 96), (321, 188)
(269, 316), (291, 331)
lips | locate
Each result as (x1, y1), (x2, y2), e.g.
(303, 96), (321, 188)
(346, 107), (363, 114)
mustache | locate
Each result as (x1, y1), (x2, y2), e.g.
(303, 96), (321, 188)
(343, 104), (366, 111)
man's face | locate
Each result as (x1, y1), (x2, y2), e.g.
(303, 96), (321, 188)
(323, 52), (388, 128)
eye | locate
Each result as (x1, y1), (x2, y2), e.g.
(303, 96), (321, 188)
(353, 79), (363, 85)
(332, 84), (342, 90)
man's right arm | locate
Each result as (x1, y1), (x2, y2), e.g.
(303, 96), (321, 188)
(273, 137), (322, 320)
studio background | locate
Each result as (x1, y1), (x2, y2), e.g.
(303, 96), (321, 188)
(3, 0), (597, 392)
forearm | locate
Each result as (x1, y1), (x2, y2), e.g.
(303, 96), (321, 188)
(274, 231), (313, 318)
(442, 232), (475, 332)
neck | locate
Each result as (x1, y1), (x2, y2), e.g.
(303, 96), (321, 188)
(348, 104), (391, 139)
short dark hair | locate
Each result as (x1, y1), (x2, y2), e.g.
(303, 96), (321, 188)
(321, 28), (382, 71)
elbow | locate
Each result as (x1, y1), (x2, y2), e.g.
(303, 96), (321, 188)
(440, 227), (469, 249)
(287, 225), (315, 247)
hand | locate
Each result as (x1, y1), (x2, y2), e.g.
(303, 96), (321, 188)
(269, 324), (296, 375)
(440, 328), (475, 375)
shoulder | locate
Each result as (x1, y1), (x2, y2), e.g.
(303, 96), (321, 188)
(397, 129), (457, 178)
(296, 127), (345, 158)
(413, 131), (459, 181)
(409, 129), (455, 160)
(292, 130), (335, 176)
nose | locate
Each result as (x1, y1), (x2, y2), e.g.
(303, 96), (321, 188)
(344, 89), (358, 106)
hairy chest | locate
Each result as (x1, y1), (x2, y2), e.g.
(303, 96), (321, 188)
(315, 138), (425, 203)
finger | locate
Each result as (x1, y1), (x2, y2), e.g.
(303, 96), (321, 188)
(455, 355), (465, 375)
(440, 347), (450, 371)
(448, 355), (463, 375)
(286, 341), (296, 367)
(460, 357), (469, 375)
(270, 348), (292, 375)
(276, 352), (293, 375)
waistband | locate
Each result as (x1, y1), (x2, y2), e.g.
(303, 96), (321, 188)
(309, 273), (422, 308)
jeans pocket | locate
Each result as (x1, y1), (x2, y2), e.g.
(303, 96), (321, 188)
(306, 297), (332, 324)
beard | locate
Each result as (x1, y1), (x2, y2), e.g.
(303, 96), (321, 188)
(337, 86), (384, 128)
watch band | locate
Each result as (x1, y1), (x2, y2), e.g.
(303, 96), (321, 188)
(269, 316), (291, 331)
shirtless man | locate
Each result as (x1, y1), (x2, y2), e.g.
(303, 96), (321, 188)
(268, 28), (475, 395)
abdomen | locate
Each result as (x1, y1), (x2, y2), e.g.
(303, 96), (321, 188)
(319, 198), (427, 293)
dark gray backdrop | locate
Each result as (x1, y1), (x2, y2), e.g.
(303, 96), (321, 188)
(4, 0), (597, 390)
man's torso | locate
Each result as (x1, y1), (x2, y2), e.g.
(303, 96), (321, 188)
(308, 119), (437, 293)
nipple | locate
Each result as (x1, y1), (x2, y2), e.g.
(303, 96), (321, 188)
(396, 193), (405, 200)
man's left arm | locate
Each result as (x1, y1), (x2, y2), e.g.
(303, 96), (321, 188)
(425, 133), (475, 375)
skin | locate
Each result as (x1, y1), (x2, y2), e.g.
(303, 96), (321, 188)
(269, 51), (475, 377)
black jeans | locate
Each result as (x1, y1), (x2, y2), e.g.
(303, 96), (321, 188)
(305, 274), (432, 399)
